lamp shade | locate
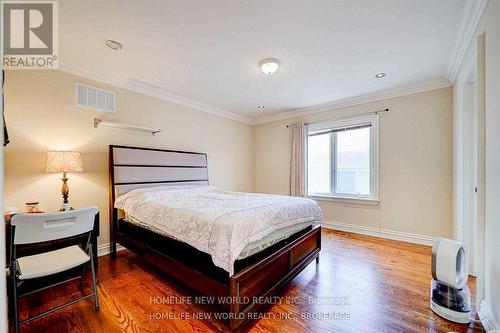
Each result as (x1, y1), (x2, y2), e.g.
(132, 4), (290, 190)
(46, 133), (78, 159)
(45, 151), (83, 173)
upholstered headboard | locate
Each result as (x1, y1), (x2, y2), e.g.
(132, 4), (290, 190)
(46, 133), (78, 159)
(109, 145), (209, 199)
(108, 145), (208, 255)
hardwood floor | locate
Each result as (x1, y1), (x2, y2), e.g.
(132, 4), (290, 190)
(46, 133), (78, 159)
(11, 229), (483, 333)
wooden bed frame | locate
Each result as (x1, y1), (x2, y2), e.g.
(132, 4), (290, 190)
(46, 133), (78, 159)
(108, 145), (321, 331)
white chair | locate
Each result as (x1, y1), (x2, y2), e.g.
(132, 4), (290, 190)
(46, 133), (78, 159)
(10, 206), (99, 333)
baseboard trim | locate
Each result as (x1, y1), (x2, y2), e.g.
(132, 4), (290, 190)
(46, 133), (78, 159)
(97, 243), (126, 257)
(322, 220), (437, 246)
(98, 224), (436, 255)
(478, 300), (499, 332)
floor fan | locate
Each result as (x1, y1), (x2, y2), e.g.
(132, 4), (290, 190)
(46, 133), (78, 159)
(430, 238), (471, 324)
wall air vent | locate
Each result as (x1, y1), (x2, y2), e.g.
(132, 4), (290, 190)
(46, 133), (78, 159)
(75, 82), (116, 113)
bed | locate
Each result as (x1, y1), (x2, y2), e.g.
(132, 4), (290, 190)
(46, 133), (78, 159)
(109, 145), (322, 331)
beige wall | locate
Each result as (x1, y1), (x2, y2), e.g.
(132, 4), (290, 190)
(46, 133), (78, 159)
(4, 70), (253, 246)
(253, 87), (453, 238)
(3, 71), (454, 244)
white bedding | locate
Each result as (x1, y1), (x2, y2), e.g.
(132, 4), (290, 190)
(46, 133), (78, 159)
(114, 186), (322, 275)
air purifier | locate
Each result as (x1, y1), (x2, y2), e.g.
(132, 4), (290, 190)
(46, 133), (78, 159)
(430, 238), (471, 324)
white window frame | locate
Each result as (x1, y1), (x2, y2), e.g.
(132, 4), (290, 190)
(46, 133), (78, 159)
(306, 114), (379, 203)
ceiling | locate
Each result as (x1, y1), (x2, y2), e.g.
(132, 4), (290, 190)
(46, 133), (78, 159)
(59, 0), (468, 123)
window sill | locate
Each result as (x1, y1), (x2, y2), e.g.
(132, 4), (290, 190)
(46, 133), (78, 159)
(308, 195), (380, 205)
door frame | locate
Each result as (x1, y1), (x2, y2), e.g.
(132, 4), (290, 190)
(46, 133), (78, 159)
(453, 34), (486, 308)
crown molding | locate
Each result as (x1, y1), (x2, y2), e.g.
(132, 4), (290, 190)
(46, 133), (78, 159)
(124, 80), (253, 124)
(59, 64), (452, 126)
(252, 79), (451, 125)
(446, 0), (488, 83)
(58, 64), (253, 125)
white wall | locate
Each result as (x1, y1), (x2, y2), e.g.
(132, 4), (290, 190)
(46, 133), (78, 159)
(454, 0), (500, 327)
(253, 87), (453, 239)
(3, 70), (254, 246)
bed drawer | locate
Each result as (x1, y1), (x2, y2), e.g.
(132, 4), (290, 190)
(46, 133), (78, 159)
(238, 253), (288, 300)
(290, 230), (320, 267)
(232, 225), (321, 302)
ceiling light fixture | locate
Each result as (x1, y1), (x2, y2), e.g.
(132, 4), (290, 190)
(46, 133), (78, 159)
(374, 72), (386, 79)
(257, 105), (265, 109)
(259, 58), (279, 75)
(105, 39), (123, 51)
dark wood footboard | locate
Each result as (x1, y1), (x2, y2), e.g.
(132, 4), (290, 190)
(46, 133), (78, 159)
(229, 224), (321, 330)
(114, 223), (321, 331)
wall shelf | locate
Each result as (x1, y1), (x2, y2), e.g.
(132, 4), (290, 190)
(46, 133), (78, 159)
(94, 118), (161, 136)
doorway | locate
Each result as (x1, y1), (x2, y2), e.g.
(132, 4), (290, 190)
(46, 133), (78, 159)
(455, 34), (486, 310)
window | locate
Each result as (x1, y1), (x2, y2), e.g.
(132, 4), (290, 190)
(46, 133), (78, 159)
(307, 115), (378, 200)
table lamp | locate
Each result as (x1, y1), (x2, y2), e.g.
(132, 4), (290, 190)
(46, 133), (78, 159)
(45, 151), (83, 211)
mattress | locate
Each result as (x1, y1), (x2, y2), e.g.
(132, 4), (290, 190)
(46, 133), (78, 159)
(115, 186), (322, 275)
(126, 213), (312, 260)
(238, 221), (313, 259)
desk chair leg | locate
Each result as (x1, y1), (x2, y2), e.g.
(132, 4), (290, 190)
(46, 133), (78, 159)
(11, 262), (19, 333)
(79, 263), (87, 290)
(89, 246), (99, 311)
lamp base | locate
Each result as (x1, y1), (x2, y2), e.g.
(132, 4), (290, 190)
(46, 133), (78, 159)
(60, 203), (73, 211)
(60, 173), (74, 211)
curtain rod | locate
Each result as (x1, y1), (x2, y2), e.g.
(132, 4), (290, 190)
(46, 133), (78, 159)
(286, 108), (389, 128)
